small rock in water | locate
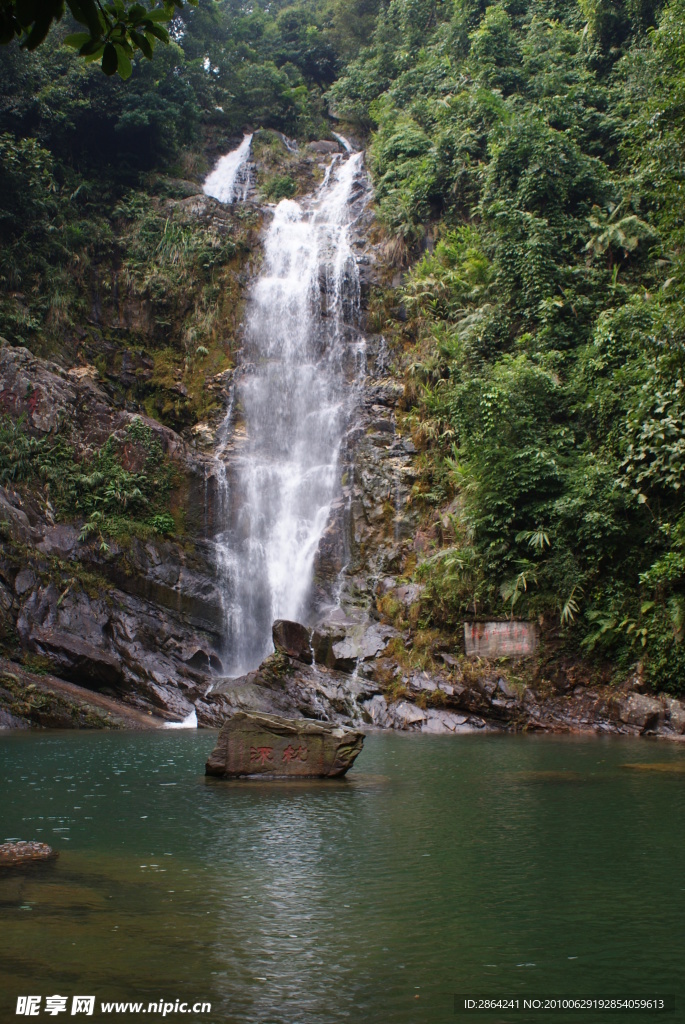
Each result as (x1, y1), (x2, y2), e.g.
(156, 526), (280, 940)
(0, 841), (58, 867)
(205, 711), (364, 779)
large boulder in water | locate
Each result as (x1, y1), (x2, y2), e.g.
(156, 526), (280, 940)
(205, 711), (364, 778)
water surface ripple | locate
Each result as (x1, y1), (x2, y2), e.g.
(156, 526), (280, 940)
(1, 731), (683, 1023)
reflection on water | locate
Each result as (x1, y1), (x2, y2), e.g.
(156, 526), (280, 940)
(1, 731), (684, 1023)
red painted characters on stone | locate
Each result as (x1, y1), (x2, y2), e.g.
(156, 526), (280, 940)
(26, 388), (39, 414)
(0, 388), (40, 416)
(282, 744), (308, 763)
(249, 745), (274, 765)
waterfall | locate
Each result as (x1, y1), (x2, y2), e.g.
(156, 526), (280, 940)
(164, 708), (198, 729)
(203, 134), (253, 204)
(214, 148), (365, 676)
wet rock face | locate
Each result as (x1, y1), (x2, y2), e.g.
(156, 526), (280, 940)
(0, 657), (174, 729)
(272, 620), (313, 663)
(308, 140), (341, 154)
(0, 345), (185, 455)
(0, 841), (57, 867)
(363, 695), (480, 734)
(199, 650), (380, 729)
(337, 359), (419, 596)
(0, 345), (225, 724)
(663, 697), (685, 735)
(272, 617), (397, 675)
(0, 707), (29, 729)
(12, 557), (223, 721)
(304, 193), (419, 619)
(608, 692), (666, 732)
(327, 622), (393, 671)
(205, 711), (364, 778)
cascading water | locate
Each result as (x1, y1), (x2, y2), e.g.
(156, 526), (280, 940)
(203, 134), (253, 204)
(213, 147), (366, 676)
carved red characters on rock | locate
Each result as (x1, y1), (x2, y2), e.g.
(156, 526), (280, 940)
(249, 745), (274, 765)
(282, 744), (308, 762)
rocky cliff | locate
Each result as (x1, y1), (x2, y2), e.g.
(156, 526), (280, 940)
(1, 134), (684, 743)
(0, 345), (224, 723)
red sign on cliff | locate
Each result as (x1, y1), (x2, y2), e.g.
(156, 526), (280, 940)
(464, 620), (538, 658)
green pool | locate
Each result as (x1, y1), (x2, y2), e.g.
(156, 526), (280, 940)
(1, 729), (683, 1023)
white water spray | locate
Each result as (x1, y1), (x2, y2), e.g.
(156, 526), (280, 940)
(214, 147), (365, 676)
(203, 134), (253, 204)
(164, 708), (198, 729)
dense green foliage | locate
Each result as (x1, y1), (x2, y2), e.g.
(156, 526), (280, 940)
(2, 0), (685, 691)
(0, 0), (195, 79)
(0, 0), (380, 357)
(331, 0), (685, 690)
(0, 0), (378, 169)
(0, 415), (177, 542)
(0, 0), (376, 436)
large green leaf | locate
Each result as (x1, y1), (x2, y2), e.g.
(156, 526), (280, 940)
(102, 40), (117, 74)
(115, 42), (132, 78)
(63, 29), (90, 47)
(130, 28), (152, 58)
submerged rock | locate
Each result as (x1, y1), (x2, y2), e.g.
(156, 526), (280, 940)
(0, 841), (58, 867)
(205, 710), (364, 778)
